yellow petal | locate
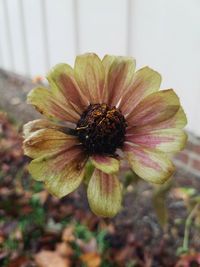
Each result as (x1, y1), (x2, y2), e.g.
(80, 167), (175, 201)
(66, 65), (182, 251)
(87, 169), (122, 217)
(47, 63), (88, 113)
(74, 53), (105, 104)
(102, 55), (136, 105)
(120, 66), (161, 115)
(23, 128), (78, 159)
(28, 148), (87, 197)
(129, 106), (187, 133)
(23, 119), (62, 139)
(90, 155), (119, 174)
(125, 144), (175, 184)
(126, 128), (187, 153)
(127, 89), (180, 127)
(27, 87), (80, 123)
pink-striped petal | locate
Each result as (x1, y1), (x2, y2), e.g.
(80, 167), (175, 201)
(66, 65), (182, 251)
(47, 63), (89, 113)
(87, 169), (122, 217)
(28, 146), (87, 197)
(124, 144), (175, 184)
(126, 89), (180, 127)
(102, 55), (136, 106)
(128, 106), (187, 134)
(27, 87), (80, 123)
(119, 66), (161, 115)
(74, 53), (105, 104)
(23, 119), (61, 139)
(90, 155), (119, 174)
(23, 128), (79, 159)
(125, 128), (187, 153)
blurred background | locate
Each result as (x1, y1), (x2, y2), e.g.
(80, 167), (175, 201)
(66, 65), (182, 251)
(0, 0), (200, 135)
(0, 1), (200, 266)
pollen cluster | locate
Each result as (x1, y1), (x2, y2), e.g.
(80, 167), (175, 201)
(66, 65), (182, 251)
(76, 104), (127, 155)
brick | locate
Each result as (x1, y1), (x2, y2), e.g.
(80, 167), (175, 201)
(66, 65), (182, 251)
(186, 142), (200, 154)
(191, 159), (200, 172)
(175, 152), (189, 164)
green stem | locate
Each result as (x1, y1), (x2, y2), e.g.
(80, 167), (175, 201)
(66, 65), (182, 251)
(182, 203), (199, 252)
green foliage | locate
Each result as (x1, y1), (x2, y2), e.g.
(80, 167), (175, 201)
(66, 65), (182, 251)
(96, 230), (109, 254)
(32, 181), (44, 193)
(19, 197), (46, 231)
(74, 223), (93, 242)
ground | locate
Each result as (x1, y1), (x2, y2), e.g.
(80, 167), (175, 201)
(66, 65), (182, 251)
(0, 110), (200, 267)
(0, 68), (200, 267)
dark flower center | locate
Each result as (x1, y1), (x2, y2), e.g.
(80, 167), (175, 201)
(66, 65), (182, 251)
(76, 103), (127, 155)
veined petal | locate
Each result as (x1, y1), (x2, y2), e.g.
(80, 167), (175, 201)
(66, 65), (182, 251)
(102, 55), (136, 106)
(120, 66), (161, 115)
(23, 128), (79, 159)
(74, 53), (105, 103)
(27, 87), (80, 123)
(125, 128), (187, 153)
(90, 155), (119, 174)
(47, 63), (89, 113)
(126, 89), (180, 127)
(124, 144), (175, 184)
(128, 106), (187, 134)
(23, 119), (61, 139)
(87, 169), (122, 217)
(28, 147), (87, 197)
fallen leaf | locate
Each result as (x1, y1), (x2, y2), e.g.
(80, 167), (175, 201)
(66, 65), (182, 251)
(175, 253), (200, 267)
(80, 252), (101, 267)
(77, 237), (97, 253)
(62, 226), (75, 242)
(35, 250), (70, 267)
(56, 242), (74, 257)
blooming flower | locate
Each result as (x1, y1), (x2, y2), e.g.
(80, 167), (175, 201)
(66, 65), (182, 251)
(23, 53), (187, 217)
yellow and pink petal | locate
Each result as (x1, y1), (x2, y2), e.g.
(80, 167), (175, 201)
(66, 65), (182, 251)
(119, 66), (161, 115)
(90, 155), (119, 174)
(125, 128), (187, 153)
(27, 87), (80, 124)
(23, 128), (79, 159)
(124, 144), (175, 184)
(126, 89), (180, 127)
(28, 146), (87, 197)
(129, 106), (187, 134)
(23, 119), (61, 139)
(102, 55), (136, 106)
(74, 53), (105, 104)
(87, 169), (122, 217)
(47, 63), (89, 113)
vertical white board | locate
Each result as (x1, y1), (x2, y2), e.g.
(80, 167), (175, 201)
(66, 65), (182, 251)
(45, 0), (76, 68)
(130, 0), (200, 135)
(78, 0), (128, 58)
(22, 0), (47, 77)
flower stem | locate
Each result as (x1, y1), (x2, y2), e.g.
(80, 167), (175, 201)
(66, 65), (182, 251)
(182, 203), (199, 252)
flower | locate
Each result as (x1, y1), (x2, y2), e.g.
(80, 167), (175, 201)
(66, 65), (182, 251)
(23, 53), (187, 217)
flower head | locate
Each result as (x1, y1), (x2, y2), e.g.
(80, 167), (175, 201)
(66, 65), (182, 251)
(23, 53), (187, 217)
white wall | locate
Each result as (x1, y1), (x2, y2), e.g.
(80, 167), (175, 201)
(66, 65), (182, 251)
(0, 0), (200, 135)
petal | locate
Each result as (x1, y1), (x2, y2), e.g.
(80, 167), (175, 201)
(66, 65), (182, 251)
(102, 55), (136, 106)
(128, 106), (187, 133)
(28, 146), (87, 197)
(126, 89), (180, 127)
(23, 128), (79, 159)
(125, 128), (187, 153)
(87, 169), (122, 217)
(27, 87), (80, 123)
(90, 155), (119, 174)
(47, 63), (89, 113)
(119, 66), (161, 115)
(23, 119), (61, 139)
(124, 144), (175, 184)
(74, 53), (105, 103)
